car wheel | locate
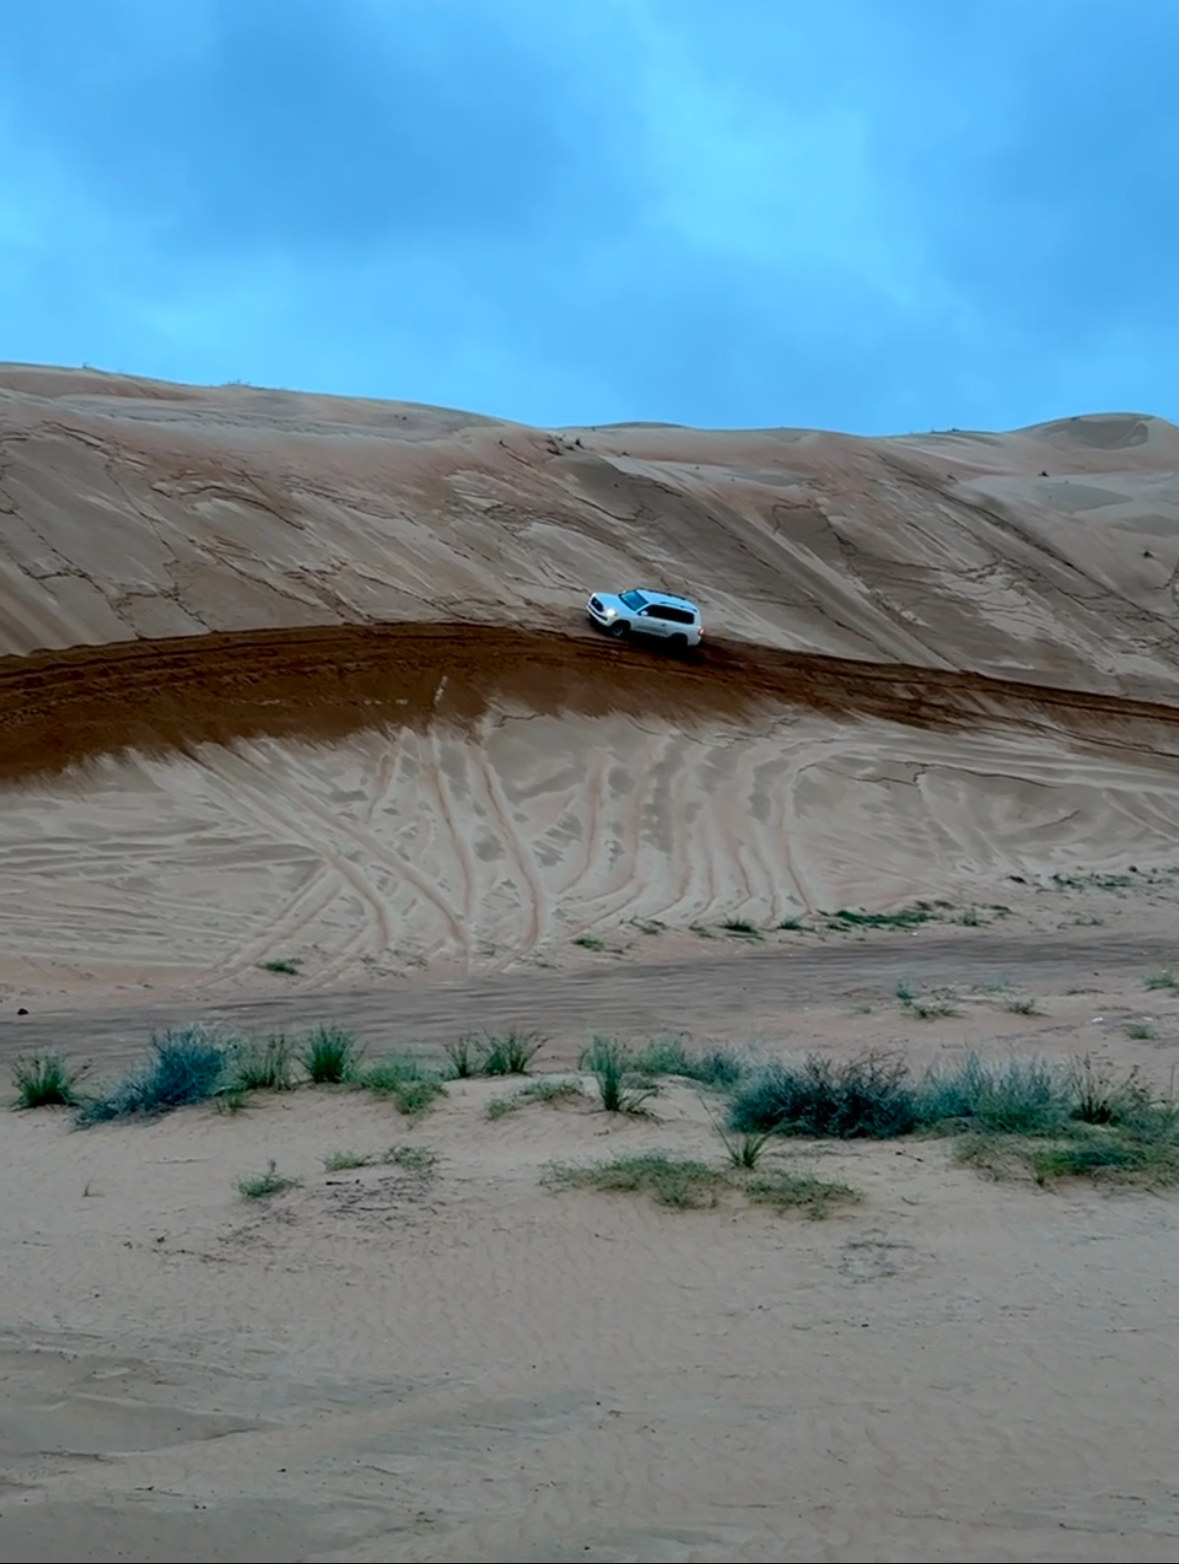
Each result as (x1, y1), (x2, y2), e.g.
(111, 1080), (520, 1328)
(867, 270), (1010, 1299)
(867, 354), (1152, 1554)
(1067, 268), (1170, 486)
(668, 633), (687, 651)
(609, 620), (630, 638)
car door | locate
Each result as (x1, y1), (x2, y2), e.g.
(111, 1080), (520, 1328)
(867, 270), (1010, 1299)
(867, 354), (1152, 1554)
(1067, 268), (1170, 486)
(637, 606), (669, 638)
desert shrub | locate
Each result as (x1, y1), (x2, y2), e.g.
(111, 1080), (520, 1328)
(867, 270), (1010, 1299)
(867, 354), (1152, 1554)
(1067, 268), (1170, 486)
(77, 1030), (227, 1124)
(721, 919), (762, 939)
(1145, 969), (1179, 991)
(362, 1054), (446, 1115)
(579, 1036), (654, 1114)
(958, 1125), (1179, 1188)
(228, 1033), (294, 1092)
(833, 906), (934, 930)
(1027, 1134), (1179, 1187)
(12, 1052), (86, 1109)
(917, 1053), (1073, 1134)
(730, 1049), (918, 1139)
(545, 1151), (860, 1216)
(446, 1030), (542, 1077)
(487, 1077), (583, 1119)
(444, 1036), (479, 1077)
(323, 1149), (373, 1172)
(236, 1159), (301, 1199)
(1005, 996), (1039, 1016)
(299, 1026), (361, 1084)
(477, 1030), (542, 1075)
(545, 1151), (724, 1209)
(743, 1168), (861, 1218)
(383, 1144), (437, 1173)
(630, 1036), (744, 1087)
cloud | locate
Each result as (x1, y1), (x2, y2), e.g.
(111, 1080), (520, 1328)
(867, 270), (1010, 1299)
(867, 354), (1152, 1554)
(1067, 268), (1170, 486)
(0, 0), (1176, 431)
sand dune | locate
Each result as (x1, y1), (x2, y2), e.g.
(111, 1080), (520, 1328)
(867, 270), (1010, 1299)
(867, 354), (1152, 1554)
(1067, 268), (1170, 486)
(4, 366), (1179, 695)
(4, 367), (1179, 997)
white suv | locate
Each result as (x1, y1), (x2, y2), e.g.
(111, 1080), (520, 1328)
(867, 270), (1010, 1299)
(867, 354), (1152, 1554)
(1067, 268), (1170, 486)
(586, 588), (704, 649)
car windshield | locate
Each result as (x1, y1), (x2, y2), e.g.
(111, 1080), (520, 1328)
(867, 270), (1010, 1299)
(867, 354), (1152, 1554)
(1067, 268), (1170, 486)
(619, 590), (647, 610)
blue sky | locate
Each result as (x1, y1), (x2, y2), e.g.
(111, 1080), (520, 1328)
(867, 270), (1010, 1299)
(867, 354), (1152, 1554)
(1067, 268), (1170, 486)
(1, 0), (1176, 433)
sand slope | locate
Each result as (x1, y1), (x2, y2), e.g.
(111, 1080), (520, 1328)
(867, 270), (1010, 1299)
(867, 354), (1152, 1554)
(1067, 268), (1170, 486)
(5, 367), (1179, 997)
(4, 365), (1179, 696)
(7, 703), (1179, 1000)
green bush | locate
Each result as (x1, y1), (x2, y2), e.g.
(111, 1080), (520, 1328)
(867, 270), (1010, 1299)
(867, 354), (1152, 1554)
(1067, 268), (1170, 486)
(228, 1034), (294, 1092)
(77, 1031), (228, 1124)
(730, 1050), (918, 1139)
(579, 1036), (654, 1114)
(630, 1036), (744, 1087)
(917, 1054), (1073, 1134)
(362, 1054), (446, 1116)
(545, 1151), (724, 1209)
(299, 1026), (361, 1085)
(12, 1053), (86, 1109)
(236, 1159), (301, 1199)
(477, 1030), (542, 1075)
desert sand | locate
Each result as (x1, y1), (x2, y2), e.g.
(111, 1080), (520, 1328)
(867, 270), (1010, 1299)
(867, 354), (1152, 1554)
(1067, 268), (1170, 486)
(4, 366), (1179, 1561)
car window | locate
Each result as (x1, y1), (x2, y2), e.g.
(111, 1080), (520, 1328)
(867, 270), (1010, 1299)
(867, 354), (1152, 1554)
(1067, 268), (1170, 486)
(619, 590), (647, 610)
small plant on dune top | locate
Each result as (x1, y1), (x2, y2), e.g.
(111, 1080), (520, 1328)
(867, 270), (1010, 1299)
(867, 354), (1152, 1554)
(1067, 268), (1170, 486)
(574, 934), (605, 951)
(894, 980), (915, 1006)
(721, 918), (762, 939)
(832, 906), (935, 930)
(259, 958), (301, 976)
(1125, 1022), (1157, 1041)
(228, 1033), (294, 1092)
(12, 1052), (87, 1110)
(77, 1030), (228, 1124)
(235, 1159), (301, 1199)
(299, 1025), (361, 1085)
(580, 1036), (655, 1115)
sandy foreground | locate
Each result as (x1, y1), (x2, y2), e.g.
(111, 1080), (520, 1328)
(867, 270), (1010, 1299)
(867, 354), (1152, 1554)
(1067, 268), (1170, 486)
(4, 932), (1179, 1563)
(4, 370), (1179, 1560)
